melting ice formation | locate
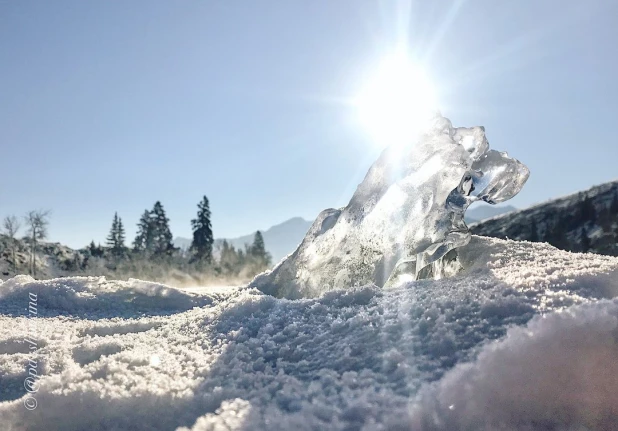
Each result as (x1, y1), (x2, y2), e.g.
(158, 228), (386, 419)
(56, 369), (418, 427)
(252, 115), (529, 298)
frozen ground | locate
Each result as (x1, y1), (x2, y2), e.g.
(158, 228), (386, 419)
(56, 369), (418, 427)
(1, 236), (618, 430)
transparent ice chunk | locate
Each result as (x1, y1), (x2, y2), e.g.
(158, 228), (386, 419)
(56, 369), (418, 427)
(251, 114), (529, 298)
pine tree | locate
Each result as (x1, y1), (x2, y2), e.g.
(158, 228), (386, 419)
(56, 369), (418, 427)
(88, 241), (104, 257)
(133, 210), (154, 254)
(251, 231), (266, 258)
(150, 201), (175, 257)
(190, 196), (214, 263)
(106, 213), (119, 248)
(106, 213), (127, 257)
(219, 240), (237, 274)
(117, 218), (126, 252)
(250, 231), (272, 269)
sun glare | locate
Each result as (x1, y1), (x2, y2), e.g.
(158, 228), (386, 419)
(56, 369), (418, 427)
(355, 53), (438, 150)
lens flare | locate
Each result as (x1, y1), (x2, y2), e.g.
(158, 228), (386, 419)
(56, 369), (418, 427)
(355, 52), (438, 150)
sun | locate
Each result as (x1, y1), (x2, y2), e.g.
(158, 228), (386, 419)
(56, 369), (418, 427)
(355, 52), (438, 150)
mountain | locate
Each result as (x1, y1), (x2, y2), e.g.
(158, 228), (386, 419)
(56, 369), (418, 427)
(471, 180), (618, 256)
(464, 204), (517, 223)
(174, 217), (313, 263)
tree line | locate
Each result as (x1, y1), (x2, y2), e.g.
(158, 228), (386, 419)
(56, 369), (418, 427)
(87, 195), (272, 280)
(1, 196), (272, 282)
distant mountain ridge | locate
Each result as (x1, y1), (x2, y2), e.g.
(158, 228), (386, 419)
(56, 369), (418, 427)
(464, 205), (517, 224)
(471, 180), (618, 256)
(174, 217), (313, 264)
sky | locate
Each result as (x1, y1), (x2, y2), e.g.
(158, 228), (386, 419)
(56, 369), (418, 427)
(1, 0), (617, 249)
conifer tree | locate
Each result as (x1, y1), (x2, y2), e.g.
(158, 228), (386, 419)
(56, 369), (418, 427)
(219, 240), (237, 274)
(133, 210), (154, 254)
(106, 213), (127, 257)
(251, 231), (266, 258)
(88, 241), (104, 257)
(150, 201), (175, 257)
(190, 196), (214, 263)
(117, 218), (126, 251)
(106, 213), (119, 248)
(237, 248), (245, 267)
(250, 231), (272, 268)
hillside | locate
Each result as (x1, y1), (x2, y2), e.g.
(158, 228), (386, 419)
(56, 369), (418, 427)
(0, 235), (84, 280)
(471, 180), (618, 256)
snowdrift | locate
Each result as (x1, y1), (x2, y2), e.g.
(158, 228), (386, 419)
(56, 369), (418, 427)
(1, 237), (618, 430)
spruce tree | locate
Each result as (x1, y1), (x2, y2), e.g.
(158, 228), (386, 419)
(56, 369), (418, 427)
(237, 248), (245, 267)
(219, 240), (237, 274)
(106, 213), (119, 248)
(250, 231), (272, 268)
(88, 241), (104, 257)
(150, 201), (175, 257)
(106, 213), (127, 257)
(133, 210), (154, 254)
(190, 196), (214, 263)
(117, 218), (126, 252)
(251, 231), (266, 258)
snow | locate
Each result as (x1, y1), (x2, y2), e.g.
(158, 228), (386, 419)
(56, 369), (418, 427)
(251, 115), (529, 298)
(1, 236), (617, 430)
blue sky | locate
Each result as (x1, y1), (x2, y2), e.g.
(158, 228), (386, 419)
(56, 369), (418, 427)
(1, 1), (617, 249)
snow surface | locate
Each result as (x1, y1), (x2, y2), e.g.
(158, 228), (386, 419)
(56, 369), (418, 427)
(1, 237), (618, 430)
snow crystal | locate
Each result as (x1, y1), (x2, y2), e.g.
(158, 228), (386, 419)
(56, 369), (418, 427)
(251, 115), (529, 299)
(409, 299), (618, 430)
(1, 237), (617, 430)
